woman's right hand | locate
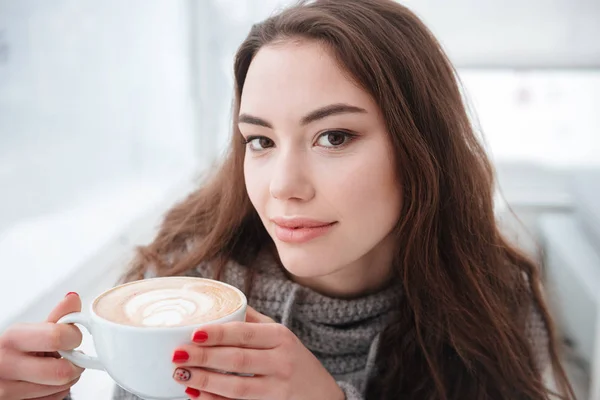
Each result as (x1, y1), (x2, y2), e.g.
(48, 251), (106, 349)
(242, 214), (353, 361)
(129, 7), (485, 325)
(0, 292), (85, 399)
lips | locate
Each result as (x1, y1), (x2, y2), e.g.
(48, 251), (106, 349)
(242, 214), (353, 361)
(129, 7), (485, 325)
(271, 217), (334, 229)
(271, 217), (337, 244)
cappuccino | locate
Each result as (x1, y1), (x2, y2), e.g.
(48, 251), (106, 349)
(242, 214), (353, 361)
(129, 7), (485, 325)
(93, 277), (243, 327)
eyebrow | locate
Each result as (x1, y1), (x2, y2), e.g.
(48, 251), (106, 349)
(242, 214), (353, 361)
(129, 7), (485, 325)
(238, 103), (368, 129)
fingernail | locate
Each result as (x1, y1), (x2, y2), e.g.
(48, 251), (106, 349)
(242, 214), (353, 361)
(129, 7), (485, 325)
(173, 368), (191, 381)
(193, 331), (208, 343)
(172, 350), (189, 363)
(185, 387), (200, 397)
(65, 292), (79, 298)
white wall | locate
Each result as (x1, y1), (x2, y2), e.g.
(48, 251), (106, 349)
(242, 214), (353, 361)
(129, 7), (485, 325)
(213, 0), (600, 68)
(404, 0), (600, 68)
(460, 70), (600, 167)
(0, 0), (202, 336)
(0, 0), (198, 230)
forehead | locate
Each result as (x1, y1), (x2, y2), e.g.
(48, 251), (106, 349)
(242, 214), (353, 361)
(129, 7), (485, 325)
(239, 40), (378, 118)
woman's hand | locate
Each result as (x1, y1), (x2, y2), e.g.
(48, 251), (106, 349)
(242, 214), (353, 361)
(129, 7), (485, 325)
(0, 293), (84, 400)
(171, 307), (345, 400)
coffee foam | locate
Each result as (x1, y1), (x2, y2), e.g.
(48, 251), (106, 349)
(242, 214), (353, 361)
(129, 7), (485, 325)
(93, 277), (243, 327)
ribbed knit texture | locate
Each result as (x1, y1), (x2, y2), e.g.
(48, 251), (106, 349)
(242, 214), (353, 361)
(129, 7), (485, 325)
(201, 253), (402, 379)
(66, 251), (549, 400)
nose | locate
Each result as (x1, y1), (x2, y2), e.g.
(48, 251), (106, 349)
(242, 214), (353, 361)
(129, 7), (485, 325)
(269, 150), (315, 201)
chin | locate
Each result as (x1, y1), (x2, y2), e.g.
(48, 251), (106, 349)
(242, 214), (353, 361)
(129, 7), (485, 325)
(276, 245), (340, 278)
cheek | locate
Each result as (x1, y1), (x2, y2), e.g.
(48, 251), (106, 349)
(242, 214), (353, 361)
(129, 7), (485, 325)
(244, 159), (269, 214)
(333, 151), (401, 228)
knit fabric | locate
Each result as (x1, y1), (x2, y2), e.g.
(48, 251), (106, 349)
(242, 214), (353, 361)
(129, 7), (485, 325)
(110, 251), (400, 400)
(75, 251), (548, 400)
(200, 252), (402, 379)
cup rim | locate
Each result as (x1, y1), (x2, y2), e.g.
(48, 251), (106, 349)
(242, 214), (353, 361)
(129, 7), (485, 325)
(88, 276), (248, 331)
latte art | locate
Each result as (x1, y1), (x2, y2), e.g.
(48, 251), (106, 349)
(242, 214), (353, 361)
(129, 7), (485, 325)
(125, 286), (217, 327)
(94, 277), (244, 327)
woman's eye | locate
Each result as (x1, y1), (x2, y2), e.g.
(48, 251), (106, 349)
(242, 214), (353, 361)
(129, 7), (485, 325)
(316, 130), (354, 148)
(245, 136), (274, 151)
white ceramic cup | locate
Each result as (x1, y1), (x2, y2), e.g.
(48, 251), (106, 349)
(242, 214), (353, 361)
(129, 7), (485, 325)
(57, 277), (247, 400)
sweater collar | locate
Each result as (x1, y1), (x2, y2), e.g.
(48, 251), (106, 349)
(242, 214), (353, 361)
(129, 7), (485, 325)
(193, 250), (401, 378)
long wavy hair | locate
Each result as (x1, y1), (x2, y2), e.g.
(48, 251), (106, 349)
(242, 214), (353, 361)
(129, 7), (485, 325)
(122, 0), (574, 398)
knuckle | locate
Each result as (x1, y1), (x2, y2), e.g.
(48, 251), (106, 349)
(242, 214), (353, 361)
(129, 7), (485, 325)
(232, 381), (251, 399)
(0, 347), (6, 367)
(0, 325), (18, 350)
(48, 325), (63, 350)
(215, 327), (226, 344)
(0, 345), (13, 373)
(277, 358), (294, 379)
(232, 351), (250, 371)
(197, 371), (210, 390)
(197, 348), (209, 366)
(240, 328), (255, 346)
(52, 359), (75, 384)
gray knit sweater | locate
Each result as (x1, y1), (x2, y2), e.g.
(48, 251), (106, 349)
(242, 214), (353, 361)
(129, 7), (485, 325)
(68, 251), (550, 400)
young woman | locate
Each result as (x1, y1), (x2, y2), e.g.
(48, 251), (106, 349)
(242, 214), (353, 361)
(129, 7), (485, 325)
(0, 0), (575, 399)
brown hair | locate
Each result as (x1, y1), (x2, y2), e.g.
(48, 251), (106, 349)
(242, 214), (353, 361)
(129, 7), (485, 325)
(123, 0), (574, 398)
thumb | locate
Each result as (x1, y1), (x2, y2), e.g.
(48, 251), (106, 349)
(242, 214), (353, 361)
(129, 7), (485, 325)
(245, 306), (275, 323)
(47, 292), (82, 323)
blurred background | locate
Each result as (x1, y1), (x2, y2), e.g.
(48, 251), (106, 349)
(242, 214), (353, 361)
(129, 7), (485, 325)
(1, 0), (599, 398)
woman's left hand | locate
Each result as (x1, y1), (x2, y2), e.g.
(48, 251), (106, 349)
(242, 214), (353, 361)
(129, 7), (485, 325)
(171, 307), (345, 400)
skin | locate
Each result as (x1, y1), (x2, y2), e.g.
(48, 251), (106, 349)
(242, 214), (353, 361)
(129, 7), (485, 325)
(0, 293), (83, 400)
(172, 40), (403, 399)
(172, 307), (345, 400)
(241, 40), (402, 299)
(0, 40), (403, 400)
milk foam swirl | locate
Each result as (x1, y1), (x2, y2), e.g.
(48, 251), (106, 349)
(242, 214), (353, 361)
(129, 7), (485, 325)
(125, 285), (215, 327)
(93, 277), (243, 327)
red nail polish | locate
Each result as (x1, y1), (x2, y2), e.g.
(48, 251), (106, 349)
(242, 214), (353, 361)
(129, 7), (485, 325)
(172, 350), (189, 363)
(193, 331), (208, 343)
(65, 292), (79, 298)
(185, 387), (200, 398)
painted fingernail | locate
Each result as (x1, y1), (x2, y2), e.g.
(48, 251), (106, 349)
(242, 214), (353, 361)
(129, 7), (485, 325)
(185, 387), (201, 398)
(65, 292), (79, 298)
(172, 350), (189, 363)
(173, 368), (191, 381)
(193, 331), (208, 343)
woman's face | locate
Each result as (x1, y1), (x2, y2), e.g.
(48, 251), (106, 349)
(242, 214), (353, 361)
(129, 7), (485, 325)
(240, 40), (402, 293)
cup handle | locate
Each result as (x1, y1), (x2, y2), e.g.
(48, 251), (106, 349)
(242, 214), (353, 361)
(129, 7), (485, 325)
(56, 312), (105, 370)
